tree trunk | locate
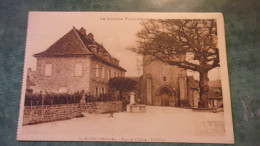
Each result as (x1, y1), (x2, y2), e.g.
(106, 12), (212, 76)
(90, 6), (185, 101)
(199, 71), (209, 108)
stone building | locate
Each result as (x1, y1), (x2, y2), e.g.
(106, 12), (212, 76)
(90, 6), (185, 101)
(139, 54), (222, 108)
(139, 54), (191, 107)
(208, 80), (223, 108)
(27, 27), (126, 96)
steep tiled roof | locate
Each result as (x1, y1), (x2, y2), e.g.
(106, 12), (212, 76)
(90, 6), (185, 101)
(34, 27), (125, 71)
(34, 27), (111, 57)
(74, 28), (110, 55)
(93, 55), (126, 71)
(34, 27), (93, 57)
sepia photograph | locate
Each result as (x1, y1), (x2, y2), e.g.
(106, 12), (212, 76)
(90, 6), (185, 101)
(17, 12), (234, 143)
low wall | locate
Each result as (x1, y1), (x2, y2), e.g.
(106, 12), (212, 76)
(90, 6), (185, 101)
(23, 104), (81, 125)
(82, 101), (123, 114)
(23, 101), (123, 125)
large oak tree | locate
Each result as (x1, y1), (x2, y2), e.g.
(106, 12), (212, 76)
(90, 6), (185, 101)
(131, 19), (219, 108)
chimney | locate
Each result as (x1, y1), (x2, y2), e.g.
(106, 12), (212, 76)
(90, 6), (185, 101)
(88, 33), (94, 40)
(79, 27), (86, 35)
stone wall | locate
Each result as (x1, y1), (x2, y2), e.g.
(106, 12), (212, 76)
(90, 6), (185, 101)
(82, 101), (123, 114)
(23, 104), (82, 125)
(23, 101), (123, 125)
(28, 56), (91, 94)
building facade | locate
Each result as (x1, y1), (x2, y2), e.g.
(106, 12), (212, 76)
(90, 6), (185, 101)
(27, 27), (126, 96)
(139, 55), (200, 107)
(139, 55), (222, 108)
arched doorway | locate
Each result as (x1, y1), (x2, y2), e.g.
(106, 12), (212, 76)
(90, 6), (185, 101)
(156, 86), (175, 106)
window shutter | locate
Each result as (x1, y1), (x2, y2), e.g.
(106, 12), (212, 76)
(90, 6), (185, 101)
(75, 63), (83, 76)
(45, 64), (52, 76)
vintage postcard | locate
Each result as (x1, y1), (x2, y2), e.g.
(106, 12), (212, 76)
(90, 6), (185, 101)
(17, 12), (234, 143)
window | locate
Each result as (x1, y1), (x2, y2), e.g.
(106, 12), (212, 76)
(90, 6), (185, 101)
(163, 76), (166, 81)
(102, 67), (105, 78)
(96, 87), (98, 96)
(111, 70), (114, 78)
(102, 88), (104, 94)
(75, 63), (83, 76)
(58, 87), (67, 93)
(45, 64), (52, 76)
(108, 69), (111, 79)
(95, 64), (99, 77)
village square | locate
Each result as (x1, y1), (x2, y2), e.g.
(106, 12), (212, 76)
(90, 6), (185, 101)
(19, 18), (225, 140)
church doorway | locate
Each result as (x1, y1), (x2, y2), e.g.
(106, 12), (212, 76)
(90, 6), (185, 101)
(157, 86), (175, 106)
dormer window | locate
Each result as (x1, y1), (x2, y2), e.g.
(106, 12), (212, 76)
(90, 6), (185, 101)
(88, 33), (94, 40)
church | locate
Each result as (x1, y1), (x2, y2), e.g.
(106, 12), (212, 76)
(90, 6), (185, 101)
(139, 55), (200, 107)
(27, 27), (126, 96)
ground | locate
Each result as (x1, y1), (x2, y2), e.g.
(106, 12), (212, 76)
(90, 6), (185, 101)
(19, 106), (225, 142)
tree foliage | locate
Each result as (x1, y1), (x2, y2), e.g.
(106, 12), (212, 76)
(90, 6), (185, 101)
(24, 91), (83, 106)
(132, 19), (219, 72)
(108, 77), (137, 100)
(131, 19), (219, 107)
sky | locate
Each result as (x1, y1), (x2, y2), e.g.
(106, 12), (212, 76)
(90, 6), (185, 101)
(25, 12), (221, 80)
